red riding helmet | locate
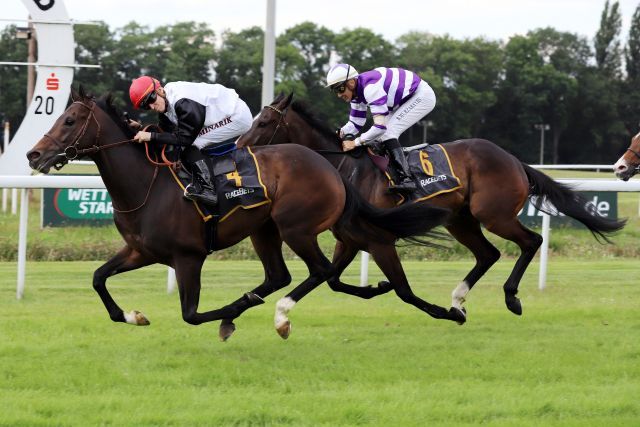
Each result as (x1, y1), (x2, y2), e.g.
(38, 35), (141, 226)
(129, 76), (161, 109)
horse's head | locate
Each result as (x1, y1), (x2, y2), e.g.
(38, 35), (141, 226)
(27, 87), (101, 174)
(236, 92), (294, 148)
(614, 132), (640, 181)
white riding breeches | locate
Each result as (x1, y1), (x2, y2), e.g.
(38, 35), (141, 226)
(380, 80), (436, 141)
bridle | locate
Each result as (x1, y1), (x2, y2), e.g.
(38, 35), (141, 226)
(263, 105), (290, 145)
(41, 99), (158, 214)
(43, 100), (133, 170)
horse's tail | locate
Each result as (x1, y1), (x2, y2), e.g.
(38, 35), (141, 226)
(337, 179), (450, 247)
(521, 162), (626, 242)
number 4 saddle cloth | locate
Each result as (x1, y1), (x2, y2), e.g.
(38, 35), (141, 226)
(170, 146), (271, 223)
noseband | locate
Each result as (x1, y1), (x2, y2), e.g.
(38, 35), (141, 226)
(264, 105), (289, 145)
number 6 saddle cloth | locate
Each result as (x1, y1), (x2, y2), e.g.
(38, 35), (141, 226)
(373, 144), (462, 202)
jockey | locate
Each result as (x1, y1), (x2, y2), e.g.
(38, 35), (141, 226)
(326, 64), (437, 191)
(129, 76), (252, 206)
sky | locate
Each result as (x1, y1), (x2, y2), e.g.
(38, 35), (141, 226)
(3, 0), (640, 43)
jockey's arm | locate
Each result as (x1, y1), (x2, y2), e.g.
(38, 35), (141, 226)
(151, 99), (205, 146)
(354, 114), (387, 146)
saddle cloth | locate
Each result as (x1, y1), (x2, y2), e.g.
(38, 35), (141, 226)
(405, 144), (461, 201)
(174, 146), (271, 223)
(368, 143), (461, 201)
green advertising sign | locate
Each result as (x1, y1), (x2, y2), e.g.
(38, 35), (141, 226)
(42, 188), (113, 227)
(517, 191), (617, 227)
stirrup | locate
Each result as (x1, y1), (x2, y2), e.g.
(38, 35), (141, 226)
(183, 185), (217, 205)
(390, 178), (417, 192)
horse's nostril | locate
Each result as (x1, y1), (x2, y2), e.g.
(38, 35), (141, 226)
(27, 151), (40, 162)
(617, 164), (627, 171)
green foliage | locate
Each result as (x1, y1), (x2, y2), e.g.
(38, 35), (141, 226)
(215, 26), (264, 113)
(0, 25), (28, 130)
(595, 0), (623, 78)
(0, 7), (637, 162)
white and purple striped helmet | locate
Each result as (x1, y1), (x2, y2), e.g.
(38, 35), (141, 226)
(326, 63), (359, 88)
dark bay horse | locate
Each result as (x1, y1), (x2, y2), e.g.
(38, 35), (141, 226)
(237, 93), (626, 317)
(26, 89), (459, 341)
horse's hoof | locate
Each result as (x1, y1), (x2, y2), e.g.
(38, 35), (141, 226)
(276, 320), (291, 340)
(376, 280), (393, 294)
(219, 322), (236, 342)
(450, 307), (467, 325)
(506, 296), (522, 315)
(125, 310), (150, 326)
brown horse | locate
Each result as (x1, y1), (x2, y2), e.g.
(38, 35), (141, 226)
(237, 93), (626, 317)
(614, 132), (640, 180)
(26, 89), (459, 341)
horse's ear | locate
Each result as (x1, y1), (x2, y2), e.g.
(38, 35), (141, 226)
(272, 92), (285, 105)
(284, 92), (294, 107)
(70, 86), (80, 102)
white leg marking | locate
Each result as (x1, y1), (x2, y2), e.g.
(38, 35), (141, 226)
(451, 281), (470, 310)
(274, 297), (296, 328)
(124, 310), (139, 325)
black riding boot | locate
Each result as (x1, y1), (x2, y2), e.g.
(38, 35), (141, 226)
(383, 139), (416, 191)
(184, 159), (218, 206)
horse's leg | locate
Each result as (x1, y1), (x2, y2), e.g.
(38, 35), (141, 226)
(445, 210), (501, 314)
(326, 240), (393, 299)
(173, 255), (265, 326)
(219, 221), (292, 341)
(93, 245), (154, 325)
(368, 243), (467, 324)
(483, 219), (543, 315)
(273, 234), (334, 339)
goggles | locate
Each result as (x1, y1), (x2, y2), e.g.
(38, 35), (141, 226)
(139, 79), (158, 110)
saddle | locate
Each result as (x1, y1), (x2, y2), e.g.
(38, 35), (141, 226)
(367, 143), (462, 202)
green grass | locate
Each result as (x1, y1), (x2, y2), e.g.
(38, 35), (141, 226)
(1, 259), (638, 426)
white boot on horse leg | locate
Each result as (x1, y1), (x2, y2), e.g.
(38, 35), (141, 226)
(451, 281), (470, 314)
(124, 310), (150, 326)
(274, 297), (295, 339)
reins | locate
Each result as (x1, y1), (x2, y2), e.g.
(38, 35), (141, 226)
(47, 99), (176, 213)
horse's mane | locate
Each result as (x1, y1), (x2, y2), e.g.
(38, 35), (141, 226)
(95, 93), (136, 139)
(272, 94), (342, 145)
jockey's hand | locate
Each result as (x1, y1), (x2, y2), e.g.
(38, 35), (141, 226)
(127, 119), (143, 131)
(342, 139), (357, 152)
(335, 128), (344, 139)
(134, 131), (151, 143)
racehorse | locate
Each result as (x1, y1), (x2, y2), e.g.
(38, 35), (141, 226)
(614, 132), (640, 181)
(26, 88), (460, 341)
(237, 93), (626, 317)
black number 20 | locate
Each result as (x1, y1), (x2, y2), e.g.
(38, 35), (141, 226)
(34, 96), (54, 115)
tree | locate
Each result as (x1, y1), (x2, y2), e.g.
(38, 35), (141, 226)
(333, 28), (396, 72)
(0, 25), (29, 136)
(73, 22), (117, 99)
(397, 32), (503, 144)
(155, 22), (215, 84)
(595, 0), (622, 78)
(214, 27), (264, 113)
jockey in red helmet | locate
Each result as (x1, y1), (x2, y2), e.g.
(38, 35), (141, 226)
(129, 76), (253, 206)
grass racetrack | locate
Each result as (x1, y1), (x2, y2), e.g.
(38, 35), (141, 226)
(1, 259), (638, 426)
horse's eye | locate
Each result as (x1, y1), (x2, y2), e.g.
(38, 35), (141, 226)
(257, 121), (268, 128)
(64, 117), (75, 126)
